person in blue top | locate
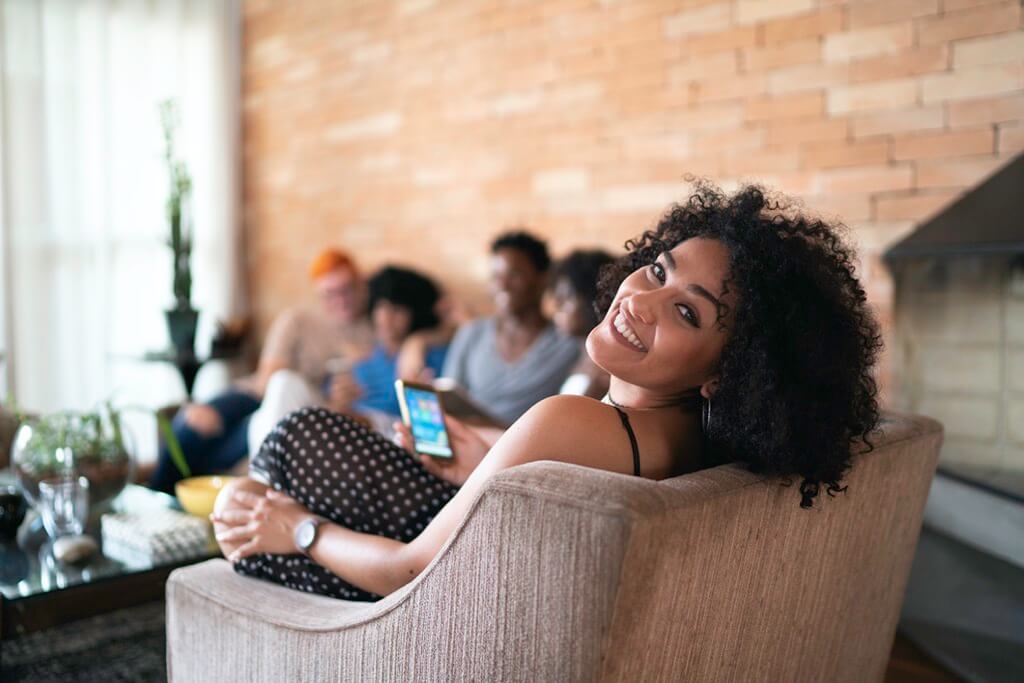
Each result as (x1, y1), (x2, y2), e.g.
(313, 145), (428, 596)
(331, 266), (448, 419)
(248, 265), (448, 451)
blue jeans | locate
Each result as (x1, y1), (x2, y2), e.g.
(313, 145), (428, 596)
(149, 389), (261, 494)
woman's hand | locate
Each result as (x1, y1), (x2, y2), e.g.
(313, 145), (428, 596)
(392, 415), (490, 487)
(211, 488), (314, 562)
(326, 372), (363, 412)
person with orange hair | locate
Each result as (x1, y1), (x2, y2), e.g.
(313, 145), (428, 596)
(149, 248), (373, 493)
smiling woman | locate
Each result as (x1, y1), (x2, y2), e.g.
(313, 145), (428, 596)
(212, 180), (882, 601)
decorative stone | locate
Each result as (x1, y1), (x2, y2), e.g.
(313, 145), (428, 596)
(53, 534), (98, 564)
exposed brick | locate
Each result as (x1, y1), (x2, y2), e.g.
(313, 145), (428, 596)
(692, 127), (764, 156)
(695, 73), (768, 103)
(603, 183), (686, 212)
(850, 46), (949, 83)
(916, 2), (1022, 46)
(803, 193), (875, 221)
(736, 0), (815, 25)
(947, 94), (1024, 127)
(802, 139), (890, 169)
(921, 64), (1024, 104)
(685, 25), (758, 55)
(241, 0), (1024, 348)
(820, 165), (915, 193)
(760, 7), (845, 44)
(324, 111), (403, 142)
(874, 190), (960, 220)
(999, 122), (1024, 154)
(669, 51), (738, 87)
(742, 39), (821, 72)
(664, 2), (732, 39)
(768, 62), (850, 94)
(672, 103), (746, 132)
(824, 23), (915, 63)
(851, 106), (945, 137)
(953, 32), (1024, 69)
(892, 127), (995, 161)
(745, 92), (824, 121)
(720, 149), (802, 175)
(848, 0), (939, 28)
(943, 0), (1008, 9)
(766, 117), (849, 146)
(751, 170), (821, 195)
(827, 79), (919, 114)
(850, 221), (917, 251)
(531, 168), (589, 195)
(916, 156), (1008, 188)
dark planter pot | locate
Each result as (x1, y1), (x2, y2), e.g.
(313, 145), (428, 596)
(165, 307), (199, 356)
(0, 484), (26, 541)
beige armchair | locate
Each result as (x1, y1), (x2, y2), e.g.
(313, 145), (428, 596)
(166, 412), (941, 682)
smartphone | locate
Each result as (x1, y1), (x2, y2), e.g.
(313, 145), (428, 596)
(394, 380), (454, 459)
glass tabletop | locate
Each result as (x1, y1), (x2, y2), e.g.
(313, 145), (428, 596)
(0, 481), (219, 601)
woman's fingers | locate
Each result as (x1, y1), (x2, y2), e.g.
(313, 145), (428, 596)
(215, 522), (257, 543)
(418, 453), (451, 478)
(228, 538), (260, 563)
(210, 509), (250, 526)
(392, 421), (414, 453)
(231, 489), (262, 508)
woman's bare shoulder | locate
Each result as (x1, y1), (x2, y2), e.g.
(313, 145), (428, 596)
(486, 395), (643, 475)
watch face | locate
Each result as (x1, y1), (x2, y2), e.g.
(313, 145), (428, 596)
(297, 520), (316, 550)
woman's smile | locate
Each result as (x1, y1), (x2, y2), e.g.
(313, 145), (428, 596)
(609, 306), (648, 353)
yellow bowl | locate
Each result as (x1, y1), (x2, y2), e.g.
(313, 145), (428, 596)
(175, 475), (238, 518)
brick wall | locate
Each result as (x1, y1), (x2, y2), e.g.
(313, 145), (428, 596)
(895, 256), (1024, 484)
(242, 0), (1024, 403)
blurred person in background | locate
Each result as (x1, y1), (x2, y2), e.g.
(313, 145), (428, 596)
(548, 248), (616, 399)
(149, 248), (372, 493)
(437, 231), (581, 426)
(248, 265), (448, 447)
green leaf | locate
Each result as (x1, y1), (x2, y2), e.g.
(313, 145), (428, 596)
(157, 412), (191, 479)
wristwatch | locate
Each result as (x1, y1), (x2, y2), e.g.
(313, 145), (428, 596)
(294, 517), (323, 556)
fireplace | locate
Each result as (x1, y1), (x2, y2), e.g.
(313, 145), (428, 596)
(886, 153), (1024, 514)
(884, 153), (1024, 682)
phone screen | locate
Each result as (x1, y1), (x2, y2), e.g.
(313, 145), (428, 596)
(402, 385), (453, 458)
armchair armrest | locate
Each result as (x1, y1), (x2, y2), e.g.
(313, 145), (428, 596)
(168, 460), (706, 682)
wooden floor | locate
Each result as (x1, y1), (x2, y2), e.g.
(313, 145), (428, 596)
(886, 633), (962, 683)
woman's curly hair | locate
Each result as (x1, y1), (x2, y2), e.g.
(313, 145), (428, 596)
(596, 181), (883, 508)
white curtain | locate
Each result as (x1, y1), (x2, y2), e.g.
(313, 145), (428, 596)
(0, 0), (242, 461)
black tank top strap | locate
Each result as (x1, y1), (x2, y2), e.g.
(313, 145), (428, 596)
(610, 406), (642, 477)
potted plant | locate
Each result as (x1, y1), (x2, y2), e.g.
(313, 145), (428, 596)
(10, 403), (190, 509)
(12, 404), (135, 508)
(160, 99), (198, 357)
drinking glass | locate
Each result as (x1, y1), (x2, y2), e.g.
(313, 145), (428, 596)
(37, 476), (90, 538)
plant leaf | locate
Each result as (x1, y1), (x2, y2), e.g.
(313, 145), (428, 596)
(157, 413), (191, 479)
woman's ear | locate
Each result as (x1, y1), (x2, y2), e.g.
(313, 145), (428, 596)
(700, 377), (720, 400)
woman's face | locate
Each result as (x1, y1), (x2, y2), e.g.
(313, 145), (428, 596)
(585, 237), (735, 399)
(550, 277), (591, 338)
(371, 300), (413, 350)
(490, 248), (546, 317)
(315, 267), (365, 323)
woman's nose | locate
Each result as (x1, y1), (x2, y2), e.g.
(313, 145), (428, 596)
(624, 291), (657, 325)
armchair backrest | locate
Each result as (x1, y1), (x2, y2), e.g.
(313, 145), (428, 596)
(593, 411), (943, 681)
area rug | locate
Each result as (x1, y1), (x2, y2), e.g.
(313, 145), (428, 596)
(1, 600), (166, 682)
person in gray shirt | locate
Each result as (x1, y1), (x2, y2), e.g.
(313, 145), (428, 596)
(440, 231), (581, 425)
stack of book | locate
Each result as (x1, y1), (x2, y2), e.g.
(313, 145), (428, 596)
(101, 508), (211, 566)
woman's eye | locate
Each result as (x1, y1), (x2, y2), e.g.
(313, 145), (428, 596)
(677, 304), (699, 327)
(649, 262), (666, 283)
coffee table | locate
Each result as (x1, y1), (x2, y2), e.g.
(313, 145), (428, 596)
(0, 481), (219, 641)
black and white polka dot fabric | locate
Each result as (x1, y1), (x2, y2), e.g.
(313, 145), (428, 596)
(234, 406), (459, 601)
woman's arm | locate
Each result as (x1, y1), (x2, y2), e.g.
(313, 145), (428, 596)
(216, 395), (615, 597)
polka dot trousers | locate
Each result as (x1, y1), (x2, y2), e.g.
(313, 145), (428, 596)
(234, 406), (459, 601)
